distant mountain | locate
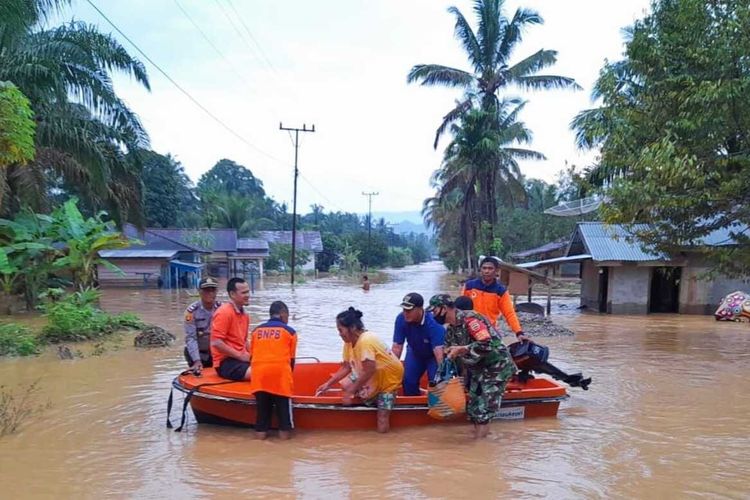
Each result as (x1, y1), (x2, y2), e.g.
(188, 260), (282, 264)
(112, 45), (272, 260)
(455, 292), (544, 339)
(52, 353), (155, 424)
(368, 211), (430, 234)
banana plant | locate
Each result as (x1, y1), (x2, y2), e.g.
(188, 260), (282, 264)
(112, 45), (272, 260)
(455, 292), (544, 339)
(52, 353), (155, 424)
(50, 199), (130, 290)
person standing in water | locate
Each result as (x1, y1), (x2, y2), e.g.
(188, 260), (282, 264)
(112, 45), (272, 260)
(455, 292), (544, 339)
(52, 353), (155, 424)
(362, 275), (371, 291)
(248, 301), (297, 440)
(462, 256), (527, 341)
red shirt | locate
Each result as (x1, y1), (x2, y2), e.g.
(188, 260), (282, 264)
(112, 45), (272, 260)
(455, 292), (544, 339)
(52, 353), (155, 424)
(210, 302), (250, 367)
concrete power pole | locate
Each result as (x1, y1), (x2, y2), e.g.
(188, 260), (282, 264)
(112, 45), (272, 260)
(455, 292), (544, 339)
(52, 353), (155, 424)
(279, 123), (315, 285)
(362, 191), (379, 270)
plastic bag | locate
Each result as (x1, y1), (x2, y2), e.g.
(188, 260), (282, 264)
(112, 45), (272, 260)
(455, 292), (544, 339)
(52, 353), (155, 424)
(427, 360), (466, 420)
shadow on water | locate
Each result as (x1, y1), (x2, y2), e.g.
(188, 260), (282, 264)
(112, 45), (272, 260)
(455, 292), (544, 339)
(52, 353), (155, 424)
(1, 261), (749, 497)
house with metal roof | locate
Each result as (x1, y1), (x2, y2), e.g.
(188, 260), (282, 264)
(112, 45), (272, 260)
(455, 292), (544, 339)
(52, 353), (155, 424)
(98, 225), (208, 288)
(510, 238), (579, 278)
(257, 231), (323, 271)
(520, 222), (748, 315)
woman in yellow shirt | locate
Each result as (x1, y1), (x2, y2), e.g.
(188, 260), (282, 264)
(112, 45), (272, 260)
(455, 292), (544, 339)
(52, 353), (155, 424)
(316, 307), (404, 433)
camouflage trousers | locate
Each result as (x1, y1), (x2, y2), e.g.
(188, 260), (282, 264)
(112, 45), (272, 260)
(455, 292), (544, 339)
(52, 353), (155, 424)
(467, 356), (515, 425)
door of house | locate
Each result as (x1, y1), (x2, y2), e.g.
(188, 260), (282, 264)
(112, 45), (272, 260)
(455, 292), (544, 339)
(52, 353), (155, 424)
(598, 267), (609, 313)
(649, 267), (681, 313)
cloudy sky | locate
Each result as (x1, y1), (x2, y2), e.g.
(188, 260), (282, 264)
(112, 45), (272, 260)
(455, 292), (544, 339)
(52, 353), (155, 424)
(56, 0), (651, 214)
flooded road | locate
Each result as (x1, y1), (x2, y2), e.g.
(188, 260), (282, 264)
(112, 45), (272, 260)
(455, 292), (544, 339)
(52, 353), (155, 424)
(1, 261), (749, 498)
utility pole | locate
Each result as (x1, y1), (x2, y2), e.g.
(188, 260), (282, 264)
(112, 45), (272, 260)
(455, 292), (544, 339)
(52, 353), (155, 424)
(279, 122), (315, 285)
(362, 191), (379, 270)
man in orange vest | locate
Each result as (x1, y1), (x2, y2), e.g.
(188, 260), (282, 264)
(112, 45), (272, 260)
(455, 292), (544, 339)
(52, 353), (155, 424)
(248, 300), (297, 440)
(462, 256), (527, 341)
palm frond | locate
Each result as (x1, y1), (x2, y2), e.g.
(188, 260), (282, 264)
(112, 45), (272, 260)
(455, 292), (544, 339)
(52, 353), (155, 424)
(496, 7), (543, 64)
(514, 74), (581, 91)
(448, 6), (482, 72)
(406, 64), (474, 88)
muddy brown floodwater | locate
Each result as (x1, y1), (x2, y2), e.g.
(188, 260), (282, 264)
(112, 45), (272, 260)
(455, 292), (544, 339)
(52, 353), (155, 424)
(1, 261), (749, 498)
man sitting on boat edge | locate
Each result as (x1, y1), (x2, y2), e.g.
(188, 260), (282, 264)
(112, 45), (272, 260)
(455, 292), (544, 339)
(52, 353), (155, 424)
(183, 276), (221, 375)
(211, 277), (252, 381)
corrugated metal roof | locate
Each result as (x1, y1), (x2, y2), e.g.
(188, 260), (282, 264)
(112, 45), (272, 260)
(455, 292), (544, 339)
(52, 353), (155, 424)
(510, 239), (568, 260)
(148, 228), (237, 252)
(571, 223), (664, 262)
(518, 254), (592, 269)
(237, 238), (269, 250)
(99, 249), (177, 258)
(570, 222), (748, 262)
(258, 231), (324, 252)
(122, 224), (207, 253)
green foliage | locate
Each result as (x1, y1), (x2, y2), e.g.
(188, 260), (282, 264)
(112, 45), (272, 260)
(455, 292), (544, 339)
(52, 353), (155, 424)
(0, 207), (57, 310)
(41, 291), (144, 342)
(573, 0), (750, 275)
(339, 242), (361, 274)
(0, 323), (39, 356)
(407, 0), (578, 148)
(387, 247), (413, 268)
(0, 198), (128, 309)
(266, 243), (310, 271)
(181, 229), (215, 258)
(139, 150), (196, 228)
(197, 159), (267, 198)
(0, 81), (35, 169)
(0, 4), (151, 223)
(50, 198), (129, 290)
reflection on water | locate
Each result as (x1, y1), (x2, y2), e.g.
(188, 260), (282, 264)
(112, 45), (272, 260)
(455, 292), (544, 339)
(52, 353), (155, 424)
(1, 261), (749, 497)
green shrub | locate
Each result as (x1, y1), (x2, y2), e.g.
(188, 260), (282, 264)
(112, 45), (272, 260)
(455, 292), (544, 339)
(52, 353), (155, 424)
(0, 323), (39, 356)
(41, 293), (144, 342)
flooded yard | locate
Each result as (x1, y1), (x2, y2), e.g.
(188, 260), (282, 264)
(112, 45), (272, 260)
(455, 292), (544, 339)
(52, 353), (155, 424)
(0, 262), (748, 498)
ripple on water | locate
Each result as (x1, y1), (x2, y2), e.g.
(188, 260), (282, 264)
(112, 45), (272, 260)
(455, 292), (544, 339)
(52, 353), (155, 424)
(1, 262), (750, 497)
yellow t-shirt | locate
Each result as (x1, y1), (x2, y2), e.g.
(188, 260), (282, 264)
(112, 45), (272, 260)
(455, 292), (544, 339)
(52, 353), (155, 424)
(342, 331), (404, 398)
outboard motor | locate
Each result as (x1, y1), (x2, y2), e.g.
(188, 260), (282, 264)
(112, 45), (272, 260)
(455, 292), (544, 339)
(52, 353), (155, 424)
(508, 340), (591, 390)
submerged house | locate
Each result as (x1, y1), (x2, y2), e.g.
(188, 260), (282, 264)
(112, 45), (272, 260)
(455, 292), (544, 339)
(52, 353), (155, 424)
(520, 222), (748, 315)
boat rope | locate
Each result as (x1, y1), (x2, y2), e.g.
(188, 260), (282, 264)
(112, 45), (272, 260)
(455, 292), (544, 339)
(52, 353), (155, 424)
(166, 372), (238, 432)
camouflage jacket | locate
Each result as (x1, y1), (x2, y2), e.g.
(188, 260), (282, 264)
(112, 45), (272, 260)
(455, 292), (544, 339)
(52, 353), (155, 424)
(445, 310), (511, 371)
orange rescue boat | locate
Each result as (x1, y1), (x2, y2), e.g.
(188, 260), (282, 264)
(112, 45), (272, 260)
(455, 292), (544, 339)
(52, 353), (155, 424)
(170, 360), (568, 430)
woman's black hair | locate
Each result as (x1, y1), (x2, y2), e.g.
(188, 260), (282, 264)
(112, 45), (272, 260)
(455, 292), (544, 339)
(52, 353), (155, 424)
(336, 307), (365, 331)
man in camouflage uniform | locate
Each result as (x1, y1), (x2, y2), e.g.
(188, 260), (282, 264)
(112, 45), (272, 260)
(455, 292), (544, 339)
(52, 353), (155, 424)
(427, 294), (515, 438)
(184, 277), (221, 374)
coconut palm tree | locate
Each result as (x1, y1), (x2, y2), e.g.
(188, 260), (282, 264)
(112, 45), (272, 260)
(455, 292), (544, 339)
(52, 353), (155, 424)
(407, 0), (579, 148)
(440, 101), (544, 245)
(0, 0), (150, 223)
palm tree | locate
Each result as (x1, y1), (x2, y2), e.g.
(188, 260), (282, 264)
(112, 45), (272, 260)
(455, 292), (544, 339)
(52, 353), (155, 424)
(440, 102), (544, 245)
(0, 0), (150, 224)
(212, 194), (275, 236)
(407, 0), (579, 148)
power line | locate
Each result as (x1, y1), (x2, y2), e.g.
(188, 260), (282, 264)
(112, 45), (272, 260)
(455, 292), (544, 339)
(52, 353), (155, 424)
(172, 0), (285, 118)
(172, 2), (253, 92)
(85, 0), (398, 217)
(85, 0), (284, 169)
(224, 0), (281, 76)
